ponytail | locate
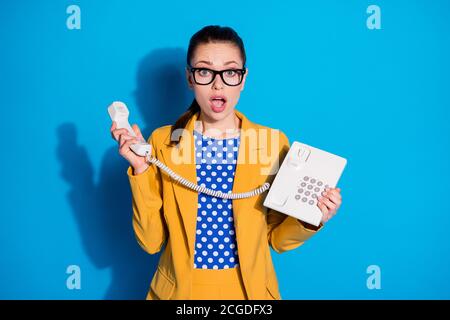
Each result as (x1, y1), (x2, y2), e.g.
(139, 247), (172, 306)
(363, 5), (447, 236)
(169, 99), (200, 146)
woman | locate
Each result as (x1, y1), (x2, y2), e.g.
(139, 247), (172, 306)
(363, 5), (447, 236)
(110, 25), (342, 300)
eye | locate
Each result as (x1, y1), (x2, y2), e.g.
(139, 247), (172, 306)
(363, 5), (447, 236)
(224, 70), (237, 77)
(198, 69), (212, 77)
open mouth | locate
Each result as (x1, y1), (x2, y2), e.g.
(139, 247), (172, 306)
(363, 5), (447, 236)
(210, 95), (227, 111)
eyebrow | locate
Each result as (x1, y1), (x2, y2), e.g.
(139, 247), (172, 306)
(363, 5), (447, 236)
(194, 60), (240, 67)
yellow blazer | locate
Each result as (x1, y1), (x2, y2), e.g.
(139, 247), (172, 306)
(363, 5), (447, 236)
(127, 109), (322, 300)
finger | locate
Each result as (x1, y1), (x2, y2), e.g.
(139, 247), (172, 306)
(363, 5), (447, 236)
(325, 187), (341, 197)
(318, 202), (330, 223)
(319, 199), (336, 222)
(328, 188), (342, 200)
(317, 200), (328, 216)
(322, 189), (341, 201)
(132, 124), (145, 142)
(325, 192), (341, 207)
(120, 134), (136, 148)
(120, 137), (139, 153)
(319, 196), (337, 212)
(119, 134), (135, 148)
(326, 189), (342, 213)
(111, 123), (129, 138)
(115, 129), (132, 142)
(113, 128), (129, 141)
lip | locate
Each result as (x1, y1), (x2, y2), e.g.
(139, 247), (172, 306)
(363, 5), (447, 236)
(210, 95), (227, 102)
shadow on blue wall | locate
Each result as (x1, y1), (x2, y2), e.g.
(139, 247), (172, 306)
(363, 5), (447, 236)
(56, 48), (192, 299)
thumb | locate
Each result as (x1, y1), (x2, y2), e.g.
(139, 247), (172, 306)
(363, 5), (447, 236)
(132, 124), (145, 142)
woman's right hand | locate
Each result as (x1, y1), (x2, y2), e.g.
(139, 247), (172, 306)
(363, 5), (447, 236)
(110, 121), (149, 174)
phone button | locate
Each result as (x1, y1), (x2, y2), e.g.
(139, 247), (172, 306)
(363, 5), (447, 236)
(270, 194), (288, 207)
(298, 147), (311, 162)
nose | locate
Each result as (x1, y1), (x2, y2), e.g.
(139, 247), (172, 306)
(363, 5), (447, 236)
(211, 73), (224, 90)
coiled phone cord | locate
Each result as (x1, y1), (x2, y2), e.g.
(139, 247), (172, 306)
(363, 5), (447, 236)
(145, 153), (270, 200)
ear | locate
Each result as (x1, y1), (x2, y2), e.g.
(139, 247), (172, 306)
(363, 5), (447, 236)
(186, 67), (194, 89)
(240, 67), (248, 92)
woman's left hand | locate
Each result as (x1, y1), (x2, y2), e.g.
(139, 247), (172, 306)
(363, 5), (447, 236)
(317, 187), (342, 224)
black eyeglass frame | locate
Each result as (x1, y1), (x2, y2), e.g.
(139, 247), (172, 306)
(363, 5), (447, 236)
(188, 66), (247, 86)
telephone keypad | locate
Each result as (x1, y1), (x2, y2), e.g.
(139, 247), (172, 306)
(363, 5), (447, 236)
(295, 176), (330, 206)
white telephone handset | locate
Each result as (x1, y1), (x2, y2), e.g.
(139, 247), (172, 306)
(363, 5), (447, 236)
(263, 142), (347, 226)
(108, 101), (152, 157)
(108, 101), (270, 200)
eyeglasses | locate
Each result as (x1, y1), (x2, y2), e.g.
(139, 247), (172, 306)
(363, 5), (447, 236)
(188, 66), (246, 86)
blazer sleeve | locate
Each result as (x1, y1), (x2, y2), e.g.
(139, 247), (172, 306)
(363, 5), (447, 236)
(126, 129), (168, 254)
(266, 130), (324, 253)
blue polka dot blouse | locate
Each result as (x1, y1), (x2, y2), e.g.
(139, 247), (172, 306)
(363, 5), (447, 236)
(193, 129), (241, 269)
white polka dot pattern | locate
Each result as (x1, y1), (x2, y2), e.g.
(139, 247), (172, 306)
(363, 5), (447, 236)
(193, 130), (240, 269)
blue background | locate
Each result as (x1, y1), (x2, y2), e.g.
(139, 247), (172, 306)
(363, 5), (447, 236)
(1, 0), (449, 299)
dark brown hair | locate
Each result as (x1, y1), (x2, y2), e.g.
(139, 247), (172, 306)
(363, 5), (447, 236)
(169, 25), (247, 144)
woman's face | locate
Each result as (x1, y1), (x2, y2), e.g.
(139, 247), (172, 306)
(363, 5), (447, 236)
(186, 42), (248, 123)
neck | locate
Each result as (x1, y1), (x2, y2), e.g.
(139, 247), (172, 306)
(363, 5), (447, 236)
(196, 110), (241, 139)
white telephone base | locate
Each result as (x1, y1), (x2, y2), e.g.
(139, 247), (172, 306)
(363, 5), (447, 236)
(263, 141), (347, 226)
